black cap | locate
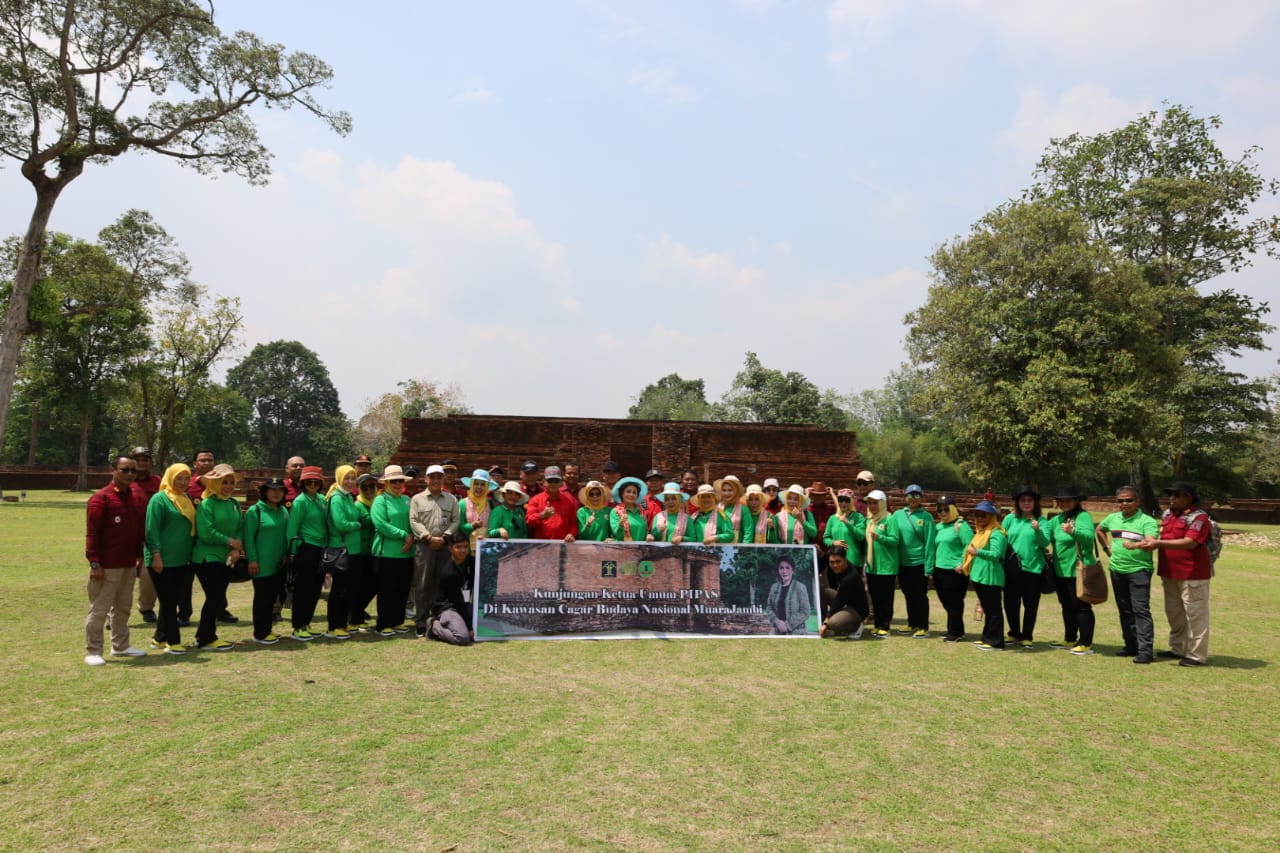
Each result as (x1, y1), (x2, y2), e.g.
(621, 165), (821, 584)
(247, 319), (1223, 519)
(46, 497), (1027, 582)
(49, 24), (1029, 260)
(1013, 485), (1040, 500)
(488, 464), (506, 477)
(936, 495), (955, 507)
(521, 460), (538, 473)
(130, 446), (152, 459)
(644, 468), (664, 480)
(1055, 485), (1085, 501)
(404, 466), (419, 476)
(603, 460), (621, 473)
(1164, 481), (1199, 502)
(357, 473), (378, 487)
(259, 476), (286, 498)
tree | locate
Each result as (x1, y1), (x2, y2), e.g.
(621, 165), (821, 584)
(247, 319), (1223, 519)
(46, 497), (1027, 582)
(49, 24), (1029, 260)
(715, 352), (848, 431)
(355, 378), (470, 464)
(226, 340), (341, 468)
(627, 373), (713, 421)
(18, 234), (148, 487)
(907, 200), (1178, 487)
(1026, 105), (1275, 505)
(0, 0), (351, 450)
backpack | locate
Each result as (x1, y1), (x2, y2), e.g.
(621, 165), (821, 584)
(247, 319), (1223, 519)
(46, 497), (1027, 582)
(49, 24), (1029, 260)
(1187, 509), (1222, 575)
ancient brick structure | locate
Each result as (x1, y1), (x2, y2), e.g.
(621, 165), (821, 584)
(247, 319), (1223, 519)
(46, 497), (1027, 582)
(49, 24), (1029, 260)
(393, 414), (861, 489)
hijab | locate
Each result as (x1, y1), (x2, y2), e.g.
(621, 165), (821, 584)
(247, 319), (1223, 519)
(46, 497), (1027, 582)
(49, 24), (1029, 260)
(159, 463), (196, 533)
(863, 492), (889, 569)
(938, 503), (959, 523)
(201, 469), (234, 501)
(960, 512), (1002, 576)
(328, 464), (356, 498)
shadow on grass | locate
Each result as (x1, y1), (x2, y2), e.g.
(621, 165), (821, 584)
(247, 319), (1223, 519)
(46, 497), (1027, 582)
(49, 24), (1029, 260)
(1193, 654), (1268, 670)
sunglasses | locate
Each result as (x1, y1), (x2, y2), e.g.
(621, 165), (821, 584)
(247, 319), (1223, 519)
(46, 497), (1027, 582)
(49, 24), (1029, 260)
(856, 480), (873, 486)
(117, 466), (137, 473)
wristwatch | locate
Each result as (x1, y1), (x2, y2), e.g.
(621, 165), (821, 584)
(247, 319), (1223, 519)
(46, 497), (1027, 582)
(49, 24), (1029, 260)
(90, 561), (102, 570)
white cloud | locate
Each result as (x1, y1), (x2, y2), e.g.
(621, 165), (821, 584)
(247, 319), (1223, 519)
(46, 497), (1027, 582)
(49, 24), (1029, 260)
(998, 85), (1153, 158)
(451, 85), (496, 104)
(645, 235), (765, 289)
(290, 148), (345, 191)
(630, 68), (697, 104)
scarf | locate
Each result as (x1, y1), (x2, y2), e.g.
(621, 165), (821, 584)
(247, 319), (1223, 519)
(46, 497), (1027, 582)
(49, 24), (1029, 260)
(961, 513), (1002, 577)
(864, 498), (888, 569)
(722, 504), (744, 539)
(751, 505), (771, 543)
(654, 509), (689, 540)
(159, 463), (196, 534)
(776, 509), (806, 544)
(616, 504), (637, 541)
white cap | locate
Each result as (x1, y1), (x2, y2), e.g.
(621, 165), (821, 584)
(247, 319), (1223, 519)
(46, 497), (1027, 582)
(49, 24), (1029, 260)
(866, 489), (887, 502)
(425, 464), (445, 475)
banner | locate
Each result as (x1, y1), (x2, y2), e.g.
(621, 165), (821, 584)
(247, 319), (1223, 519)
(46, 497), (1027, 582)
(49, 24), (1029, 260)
(474, 539), (820, 640)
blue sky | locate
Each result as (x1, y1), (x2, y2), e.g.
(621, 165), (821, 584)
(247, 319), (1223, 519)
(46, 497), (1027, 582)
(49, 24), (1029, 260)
(4, 0), (1279, 420)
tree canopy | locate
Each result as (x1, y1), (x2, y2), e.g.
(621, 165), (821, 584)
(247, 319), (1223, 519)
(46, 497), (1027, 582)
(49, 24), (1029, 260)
(226, 340), (343, 469)
(627, 373), (712, 421)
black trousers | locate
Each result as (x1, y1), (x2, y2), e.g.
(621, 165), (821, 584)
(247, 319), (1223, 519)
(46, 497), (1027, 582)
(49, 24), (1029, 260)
(149, 564), (185, 646)
(866, 573), (897, 631)
(325, 563), (350, 631)
(1054, 575), (1088, 644)
(251, 573), (283, 640)
(194, 561), (229, 647)
(376, 556), (413, 631)
(348, 553), (376, 624)
(932, 567), (968, 638)
(1112, 570), (1154, 657)
(974, 582), (1005, 647)
(898, 564), (929, 629)
(291, 542), (323, 630)
(1003, 567), (1043, 641)
(176, 563), (196, 621)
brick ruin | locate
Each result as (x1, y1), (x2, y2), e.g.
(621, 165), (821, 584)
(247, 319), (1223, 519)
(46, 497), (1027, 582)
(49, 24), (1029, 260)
(392, 414), (862, 489)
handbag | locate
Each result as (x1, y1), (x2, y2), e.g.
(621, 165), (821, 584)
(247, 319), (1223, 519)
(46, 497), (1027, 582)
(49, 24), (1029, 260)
(1076, 560), (1108, 604)
(227, 555), (252, 583)
(320, 546), (349, 575)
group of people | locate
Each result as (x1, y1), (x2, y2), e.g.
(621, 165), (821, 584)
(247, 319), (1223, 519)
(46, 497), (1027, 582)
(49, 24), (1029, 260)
(84, 449), (1215, 668)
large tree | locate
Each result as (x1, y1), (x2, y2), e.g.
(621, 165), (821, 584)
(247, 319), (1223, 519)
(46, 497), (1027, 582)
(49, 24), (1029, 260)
(1025, 105), (1275, 503)
(226, 340), (341, 468)
(627, 373), (713, 421)
(0, 0), (350, 448)
(355, 378), (470, 464)
(715, 352), (848, 431)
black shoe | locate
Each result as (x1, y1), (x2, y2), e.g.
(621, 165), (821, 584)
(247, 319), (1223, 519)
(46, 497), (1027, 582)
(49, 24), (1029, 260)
(218, 611), (239, 624)
(1157, 650), (1183, 659)
(177, 617), (192, 627)
(1133, 656), (1153, 664)
(942, 634), (963, 643)
(1178, 658), (1204, 667)
(141, 610), (157, 623)
(1114, 648), (1137, 657)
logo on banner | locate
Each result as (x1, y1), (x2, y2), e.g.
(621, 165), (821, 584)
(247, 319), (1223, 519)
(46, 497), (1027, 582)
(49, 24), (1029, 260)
(601, 559), (655, 578)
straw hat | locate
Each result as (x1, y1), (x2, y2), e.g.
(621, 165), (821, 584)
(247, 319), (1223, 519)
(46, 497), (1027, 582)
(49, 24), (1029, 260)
(691, 483), (718, 510)
(499, 480), (529, 505)
(200, 463), (236, 484)
(579, 480), (610, 511)
(781, 483), (810, 510)
(713, 475), (744, 505)
(379, 465), (409, 483)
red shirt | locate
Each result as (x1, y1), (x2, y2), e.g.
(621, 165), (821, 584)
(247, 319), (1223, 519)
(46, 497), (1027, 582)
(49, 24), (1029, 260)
(186, 476), (206, 501)
(284, 478), (304, 506)
(525, 490), (580, 540)
(1157, 508), (1212, 581)
(644, 495), (665, 523)
(133, 473), (161, 502)
(86, 482), (145, 568)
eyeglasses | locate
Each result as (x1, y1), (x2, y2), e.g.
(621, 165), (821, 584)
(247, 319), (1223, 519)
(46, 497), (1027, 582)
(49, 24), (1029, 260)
(117, 467), (137, 473)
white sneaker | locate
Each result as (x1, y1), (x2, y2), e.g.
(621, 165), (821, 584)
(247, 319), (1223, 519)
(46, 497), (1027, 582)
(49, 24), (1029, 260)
(84, 654), (106, 666)
(110, 646), (147, 657)
(851, 624), (865, 640)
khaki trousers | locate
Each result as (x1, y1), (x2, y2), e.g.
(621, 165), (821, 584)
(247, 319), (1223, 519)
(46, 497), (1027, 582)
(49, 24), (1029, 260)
(136, 565), (157, 612)
(86, 568), (137, 655)
(1162, 577), (1210, 663)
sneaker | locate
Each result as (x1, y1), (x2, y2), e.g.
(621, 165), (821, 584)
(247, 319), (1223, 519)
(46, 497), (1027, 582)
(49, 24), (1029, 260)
(894, 626), (915, 635)
(141, 609), (157, 623)
(942, 634), (962, 643)
(253, 634), (281, 645)
(1179, 657), (1205, 667)
(84, 654), (106, 666)
(165, 644), (188, 655)
(149, 640), (168, 651)
(217, 611), (239, 624)
(1019, 640), (1034, 649)
(110, 646), (147, 657)
(198, 640), (234, 652)
(1005, 632), (1021, 643)
(912, 629), (929, 639)
(349, 621), (369, 630)
(323, 628), (351, 640)
(393, 623), (414, 634)
(1049, 639), (1074, 649)
(377, 627), (397, 638)
(415, 627), (428, 639)
(871, 629), (890, 639)
(1069, 645), (1094, 656)
(177, 617), (192, 627)
(850, 624), (865, 640)
(1114, 648), (1137, 657)
(1157, 650), (1183, 659)
(1133, 655), (1153, 664)
(975, 642), (1003, 651)
(291, 628), (316, 641)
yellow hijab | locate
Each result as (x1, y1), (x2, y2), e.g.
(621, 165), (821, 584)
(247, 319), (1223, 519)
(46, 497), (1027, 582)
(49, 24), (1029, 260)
(328, 465), (355, 498)
(864, 495), (889, 569)
(938, 503), (959, 523)
(201, 468), (235, 501)
(961, 512), (1002, 576)
(159, 463), (196, 534)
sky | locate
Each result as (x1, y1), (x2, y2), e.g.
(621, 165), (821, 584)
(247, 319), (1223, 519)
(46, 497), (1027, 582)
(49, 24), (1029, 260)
(3, 0), (1280, 421)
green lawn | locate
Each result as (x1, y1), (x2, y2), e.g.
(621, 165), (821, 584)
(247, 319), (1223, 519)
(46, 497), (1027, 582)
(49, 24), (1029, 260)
(2, 492), (1277, 851)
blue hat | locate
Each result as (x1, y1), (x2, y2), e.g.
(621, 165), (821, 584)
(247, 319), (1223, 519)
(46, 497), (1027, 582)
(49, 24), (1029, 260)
(612, 477), (648, 505)
(905, 484), (923, 496)
(973, 499), (998, 514)
(460, 468), (497, 492)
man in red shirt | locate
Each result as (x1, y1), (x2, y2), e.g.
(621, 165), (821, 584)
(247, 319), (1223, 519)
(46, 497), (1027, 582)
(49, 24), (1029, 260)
(187, 449), (215, 501)
(561, 463), (582, 509)
(129, 447), (161, 624)
(284, 455), (306, 506)
(525, 466), (579, 542)
(84, 456), (147, 665)
(519, 460), (544, 498)
(1140, 481), (1213, 667)
(643, 468), (666, 521)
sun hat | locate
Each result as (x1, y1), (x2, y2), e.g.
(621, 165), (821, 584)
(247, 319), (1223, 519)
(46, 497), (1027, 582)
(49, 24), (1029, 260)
(713, 475), (744, 505)
(380, 465), (409, 482)
(579, 481), (610, 510)
(782, 484), (810, 510)
(297, 465), (324, 484)
(660, 482), (685, 501)
(612, 477), (649, 505)
(744, 484), (766, 500)
(973, 499), (999, 514)
(1055, 485), (1085, 501)
(499, 480), (529, 505)
(809, 480), (829, 495)
(200, 463), (236, 484)
(461, 468), (497, 492)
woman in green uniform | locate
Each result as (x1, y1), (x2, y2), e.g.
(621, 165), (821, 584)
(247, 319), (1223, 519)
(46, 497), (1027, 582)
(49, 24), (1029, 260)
(245, 476), (289, 645)
(193, 464), (243, 652)
(144, 463), (197, 654)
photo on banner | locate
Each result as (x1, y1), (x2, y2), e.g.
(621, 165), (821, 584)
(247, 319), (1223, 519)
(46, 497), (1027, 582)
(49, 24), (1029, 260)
(474, 540), (820, 640)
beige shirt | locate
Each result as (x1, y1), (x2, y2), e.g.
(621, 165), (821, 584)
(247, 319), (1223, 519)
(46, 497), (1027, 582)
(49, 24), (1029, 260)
(409, 489), (459, 540)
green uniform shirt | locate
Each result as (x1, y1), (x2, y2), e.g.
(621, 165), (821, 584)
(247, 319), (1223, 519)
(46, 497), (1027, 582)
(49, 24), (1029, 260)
(1002, 514), (1050, 573)
(1098, 510), (1159, 574)
(968, 528), (1008, 587)
(370, 492), (413, 558)
(576, 506), (612, 541)
(687, 509), (735, 544)
(893, 507), (936, 567)
(356, 500), (374, 553)
(488, 504), (528, 539)
(609, 507), (648, 541)
(144, 492), (195, 567)
(287, 491), (329, 550)
(932, 519), (973, 573)
(865, 516), (900, 575)
(773, 509), (817, 544)
(244, 501), (289, 578)
(1046, 512), (1098, 578)
(192, 495), (243, 565)
(824, 513), (866, 564)
(327, 491), (365, 554)
(737, 506), (777, 543)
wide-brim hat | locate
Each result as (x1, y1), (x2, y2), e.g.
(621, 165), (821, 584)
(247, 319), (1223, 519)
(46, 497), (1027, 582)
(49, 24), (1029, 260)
(1164, 481), (1199, 502)
(690, 483), (718, 510)
(200, 463), (236, 483)
(973, 499), (999, 514)
(1013, 484), (1040, 500)
(713, 475), (744, 505)
(356, 473), (379, 487)
(1055, 485), (1085, 501)
(461, 468), (497, 492)
(782, 483), (810, 510)
(299, 465), (324, 484)
(744, 484), (766, 499)
(612, 477), (649, 505)
(259, 476), (286, 498)
(579, 480), (610, 510)
(659, 482), (685, 501)
(380, 465), (409, 483)
(499, 480), (529, 505)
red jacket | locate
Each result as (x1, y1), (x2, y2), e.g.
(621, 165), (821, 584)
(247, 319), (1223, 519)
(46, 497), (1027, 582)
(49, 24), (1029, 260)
(525, 490), (580, 540)
(1157, 508), (1213, 581)
(86, 482), (145, 568)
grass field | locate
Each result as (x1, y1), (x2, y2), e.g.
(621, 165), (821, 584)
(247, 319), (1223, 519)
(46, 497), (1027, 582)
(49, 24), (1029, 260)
(2, 491), (1278, 851)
